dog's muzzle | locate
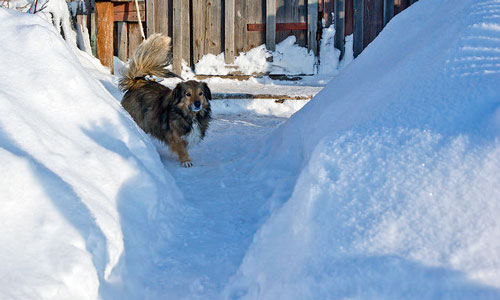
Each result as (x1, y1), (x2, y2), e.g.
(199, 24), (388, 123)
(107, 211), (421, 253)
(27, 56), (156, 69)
(190, 101), (202, 112)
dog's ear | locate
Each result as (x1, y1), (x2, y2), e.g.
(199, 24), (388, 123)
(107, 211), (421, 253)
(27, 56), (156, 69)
(172, 84), (184, 103)
(202, 82), (212, 101)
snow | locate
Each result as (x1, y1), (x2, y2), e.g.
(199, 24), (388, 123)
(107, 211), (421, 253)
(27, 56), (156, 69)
(210, 99), (308, 118)
(0, 8), (183, 300)
(1, 0), (500, 299)
(194, 23), (352, 78)
(223, 0), (500, 299)
(195, 36), (316, 75)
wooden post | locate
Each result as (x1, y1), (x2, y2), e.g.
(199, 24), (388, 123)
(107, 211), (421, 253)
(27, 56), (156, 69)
(96, 1), (114, 73)
(117, 21), (128, 62)
(334, 0), (345, 59)
(173, 0), (183, 75)
(146, 0), (155, 37)
(308, 0), (318, 55)
(384, 0), (394, 26)
(353, 0), (363, 57)
(266, 0), (276, 51)
(225, 0), (235, 63)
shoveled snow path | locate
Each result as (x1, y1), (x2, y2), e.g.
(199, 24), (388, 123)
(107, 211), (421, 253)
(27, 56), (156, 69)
(157, 113), (295, 299)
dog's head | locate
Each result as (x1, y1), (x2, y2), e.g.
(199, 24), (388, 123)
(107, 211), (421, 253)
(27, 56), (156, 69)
(171, 80), (212, 114)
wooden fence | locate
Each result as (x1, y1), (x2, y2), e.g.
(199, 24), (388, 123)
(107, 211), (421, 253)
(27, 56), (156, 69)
(73, 0), (418, 75)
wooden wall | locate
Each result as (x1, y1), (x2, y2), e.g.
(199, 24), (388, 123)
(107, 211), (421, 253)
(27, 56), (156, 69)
(73, 0), (418, 75)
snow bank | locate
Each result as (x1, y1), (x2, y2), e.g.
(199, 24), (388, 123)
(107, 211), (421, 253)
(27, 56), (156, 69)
(225, 0), (500, 299)
(195, 36), (316, 75)
(0, 9), (182, 300)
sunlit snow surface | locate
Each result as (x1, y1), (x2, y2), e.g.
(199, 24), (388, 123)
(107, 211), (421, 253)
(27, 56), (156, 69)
(223, 0), (500, 299)
(1, 0), (500, 299)
(0, 8), (183, 300)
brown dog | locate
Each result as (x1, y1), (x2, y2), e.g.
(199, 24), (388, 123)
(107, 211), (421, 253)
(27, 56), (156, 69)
(119, 34), (212, 167)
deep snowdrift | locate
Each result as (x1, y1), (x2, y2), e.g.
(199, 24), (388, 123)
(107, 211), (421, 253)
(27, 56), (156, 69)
(225, 0), (500, 299)
(0, 9), (183, 300)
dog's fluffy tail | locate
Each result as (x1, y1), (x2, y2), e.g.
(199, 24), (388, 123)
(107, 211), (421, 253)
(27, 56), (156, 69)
(119, 33), (181, 91)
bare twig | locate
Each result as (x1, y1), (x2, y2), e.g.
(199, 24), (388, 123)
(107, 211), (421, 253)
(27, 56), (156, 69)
(0, 0), (10, 9)
(28, 0), (48, 14)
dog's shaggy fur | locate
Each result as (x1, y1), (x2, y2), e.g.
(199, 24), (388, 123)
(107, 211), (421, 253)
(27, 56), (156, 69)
(119, 34), (212, 167)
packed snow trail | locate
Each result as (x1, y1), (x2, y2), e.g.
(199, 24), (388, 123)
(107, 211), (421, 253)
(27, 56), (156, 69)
(156, 113), (297, 299)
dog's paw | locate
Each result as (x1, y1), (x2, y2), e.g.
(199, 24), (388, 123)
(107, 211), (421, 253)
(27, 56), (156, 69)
(181, 160), (193, 168)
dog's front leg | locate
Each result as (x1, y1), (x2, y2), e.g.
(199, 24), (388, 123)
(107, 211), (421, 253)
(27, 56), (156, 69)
(169, 136), (193, 168)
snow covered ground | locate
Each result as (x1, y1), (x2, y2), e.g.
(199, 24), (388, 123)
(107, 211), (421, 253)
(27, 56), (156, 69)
(1, 0), (500, 299)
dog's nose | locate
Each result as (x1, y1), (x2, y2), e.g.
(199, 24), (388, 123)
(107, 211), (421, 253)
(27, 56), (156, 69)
(194, 101), (201, 108)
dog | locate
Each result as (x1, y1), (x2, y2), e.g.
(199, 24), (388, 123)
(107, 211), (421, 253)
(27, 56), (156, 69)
(119, 34), (212, 168)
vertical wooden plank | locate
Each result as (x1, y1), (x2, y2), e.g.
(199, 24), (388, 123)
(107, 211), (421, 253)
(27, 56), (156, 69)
(363, 0), (383, 48)
(205, 0), (222, 55)
(234, 0), (246, 55)
(90, 5), (98, 56)
(225, 0), (235, 63)
(117, 21), (128, 62)
(324, 0), (334, 28)
(85, 0), (95, 54)
(156, 0), (169, 35)
(192, 0), (205, 64)
(394, 0), (409, 15)
(384, 0), (394, 25)
(128, 23), (143, 57)
(96, 1), (114, 73)
(334, 0), (345, 59)
(181, 0), (191, 66)
(353, 0), (363, 57)
(266, 0), (276, 51)
(276, 0), (306, 47)
(344, 0), (354, 35)
(246, 0), (266, 51)
(307, 0), (318, 55)
(173, 0), (183, 74)
(146, 0), (155, 37)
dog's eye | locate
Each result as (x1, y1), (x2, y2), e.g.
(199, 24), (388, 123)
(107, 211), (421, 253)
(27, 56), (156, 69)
(186, 92), (192, 97)
(199, 92), (203, 96)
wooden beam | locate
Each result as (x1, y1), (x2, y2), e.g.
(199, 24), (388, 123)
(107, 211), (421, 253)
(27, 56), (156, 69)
(334, 0), (345, 59)
(113, 2), (145, 22)
(146, 0), (155, 37)
(266, 0), (276, 51)
(353, 0), (363, 57)
(96, 1), (114, 73)
(225, 0), (235, 63)
(172, 0), (182, 75)
(308, 0), (318, 55)
(210, 93), (313, 100)
(247, 23), (308, 31)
